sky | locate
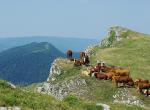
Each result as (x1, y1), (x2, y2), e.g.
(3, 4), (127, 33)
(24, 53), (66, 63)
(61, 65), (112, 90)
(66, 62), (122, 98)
(0, 0), (150, 39)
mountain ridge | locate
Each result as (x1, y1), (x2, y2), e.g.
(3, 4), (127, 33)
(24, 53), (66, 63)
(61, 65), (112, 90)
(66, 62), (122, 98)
(0, 42), (65, 85)
(37, 26), (150, 110)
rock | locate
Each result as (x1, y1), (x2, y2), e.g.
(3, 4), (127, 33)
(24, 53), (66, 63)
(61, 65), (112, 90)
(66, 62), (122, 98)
(96, 103), (110, 110)
(0, 107), (21, 110)
(84, 44), (98, 57)
(101, 26), (129, 47)
(113, 88), (143, 106)
(37, 76), (87, 100)
(7, 82), (16, 89)
(47, 58), (62, 82)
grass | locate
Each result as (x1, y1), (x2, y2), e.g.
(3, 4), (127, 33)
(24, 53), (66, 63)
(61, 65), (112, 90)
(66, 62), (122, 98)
(88, 30), (150, 108)
(3, 30), (150, 110)
(0, 80), (103, 110)
(63, 95), (103, 110)
(0, 80), (70, 110)
(90, 32), (150, 79)
(50, 59), (82, 83)
(46, 30), (150, 110)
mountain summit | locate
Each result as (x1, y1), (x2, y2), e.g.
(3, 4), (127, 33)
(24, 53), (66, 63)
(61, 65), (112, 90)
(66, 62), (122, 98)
(100, 26), (146, 47)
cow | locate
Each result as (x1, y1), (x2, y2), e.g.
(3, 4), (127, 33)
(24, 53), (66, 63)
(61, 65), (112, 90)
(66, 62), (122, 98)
(134, 79), (149, 86)
(136, 82), (150, 96)
(113, 69), (130, 77)
(80, 52), (86, 59)
(74, 59), (83, 66)
(67, 50), (73, 59)
(94, 73), (108, 80)
(105, 72), (114, 80)
(89, 65), (101, 77)
(112, 76), (131, 87)
(83, 54), (90, 66)
(114, 68), (130, 74)
(127, 81), (134, 87)
(126, 77), (134, 87)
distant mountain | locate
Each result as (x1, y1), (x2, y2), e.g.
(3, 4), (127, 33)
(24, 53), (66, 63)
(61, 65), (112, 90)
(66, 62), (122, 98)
(0, 42), (65, 85)
(0, 36), (99, 53)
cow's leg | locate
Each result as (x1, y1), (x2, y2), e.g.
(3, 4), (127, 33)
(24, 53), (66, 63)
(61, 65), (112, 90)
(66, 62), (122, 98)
(139, 89), (142, 94)
(123, 82), (125, 88)
(146, 89), (149, 96)
(116, 82), (118, 87)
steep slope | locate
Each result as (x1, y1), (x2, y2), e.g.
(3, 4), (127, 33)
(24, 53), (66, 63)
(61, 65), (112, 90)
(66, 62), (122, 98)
(37, 26), (150, 110)
(0, 42), (65, 85)
(0, 80), (103, 110)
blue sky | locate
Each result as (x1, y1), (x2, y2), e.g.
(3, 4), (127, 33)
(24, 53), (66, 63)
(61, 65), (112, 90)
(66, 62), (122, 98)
(0, 0), (149, 39)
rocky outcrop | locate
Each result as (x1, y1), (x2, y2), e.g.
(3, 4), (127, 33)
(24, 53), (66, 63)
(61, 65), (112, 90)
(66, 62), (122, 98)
(113, 88), (143, 106)
(101, 26), (129, 47)
(0, 107), (21, 110)
(84, 44), (98, 57)
(47, 58), (63, 82)
(37, 76), (87, 100)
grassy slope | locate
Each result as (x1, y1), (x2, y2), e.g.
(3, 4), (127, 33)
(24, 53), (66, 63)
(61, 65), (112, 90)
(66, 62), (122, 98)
(43, 30), (150, 110)
(43, 59), (149, 110)
(91, 31), (150, 80)
(89, 30), (150, 108)
(0, 80), (103, 110)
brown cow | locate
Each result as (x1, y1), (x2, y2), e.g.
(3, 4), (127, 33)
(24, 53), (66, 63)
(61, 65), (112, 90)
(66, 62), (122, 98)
(74, 59), (82, 66)
(95, 73), (108, 80)
(100, 65), (109, 73)
(83, 55), (90, 66)
(127, 81), (134, 87)
(110, 68), (130, 77)
(114, 71), (130, 77)
(114, 68), (130, 74)
(105, 72), (114, 80)
(80, 52), (86, 59)
(112, 76), (130, 87)
(67, 50), (73, 59)
(126, 77), (134, 87)
(136, 82), (150, 96)
(136, 79), (149, 83)
(134, 79), (149, 86)
(89, 65), (101, 76)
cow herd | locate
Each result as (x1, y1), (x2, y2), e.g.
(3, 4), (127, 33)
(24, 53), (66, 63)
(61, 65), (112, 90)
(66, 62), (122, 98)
(67, 50), (90, 66)
(66, 50), (150, 97)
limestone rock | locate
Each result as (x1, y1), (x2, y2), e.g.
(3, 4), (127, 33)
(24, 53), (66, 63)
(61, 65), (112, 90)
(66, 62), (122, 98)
(84, 44), (98, 57)
(113, 88), (143, 106)
(0, 107), (21, 110)
(101, 26), (129, 47)
(47, 58), (62, 82)
(37, 76), (87, 100)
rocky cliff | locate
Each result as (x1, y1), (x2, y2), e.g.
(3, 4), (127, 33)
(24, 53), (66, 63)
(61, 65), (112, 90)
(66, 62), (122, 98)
(37, 58), (88, 100)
